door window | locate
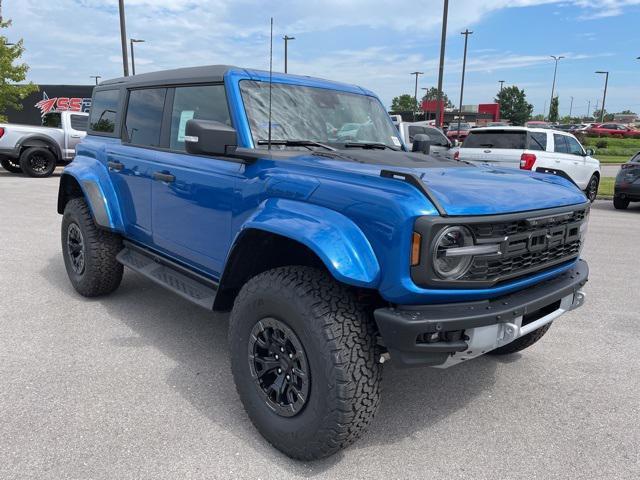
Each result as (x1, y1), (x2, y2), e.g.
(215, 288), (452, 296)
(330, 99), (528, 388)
(565, 136), (584, 156)
(42, 112), (62, 128)
(462, 131), (526, 149)
(528, 132), (547, 151)
(124, 88), (167, 147)
(70, 115), (88, 131)
(169, 84), (231, 151)
(553, 134), (569, 153)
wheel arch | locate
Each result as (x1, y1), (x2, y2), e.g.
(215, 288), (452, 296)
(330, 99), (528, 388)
(17, 134), (62, 160)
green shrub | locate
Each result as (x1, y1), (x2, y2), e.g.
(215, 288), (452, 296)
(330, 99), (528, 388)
(595, 139), (608, 149)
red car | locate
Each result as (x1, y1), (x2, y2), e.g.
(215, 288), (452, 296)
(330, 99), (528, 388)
(446, 122), (472, 141)
(586, 123), (640, 137)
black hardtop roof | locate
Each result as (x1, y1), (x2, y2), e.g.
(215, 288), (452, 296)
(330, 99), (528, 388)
(98, 65), (239, 88)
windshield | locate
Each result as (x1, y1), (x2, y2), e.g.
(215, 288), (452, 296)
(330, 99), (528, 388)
(240, 80), (401, 150)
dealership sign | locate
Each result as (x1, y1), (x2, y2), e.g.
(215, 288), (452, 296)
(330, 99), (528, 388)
(35, 91), (92, 117)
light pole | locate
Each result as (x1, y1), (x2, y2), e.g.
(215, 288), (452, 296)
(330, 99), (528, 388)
(410, 71), (424, 121)
(569, 96), (574, 118)
(499, 80), (505, 93)
(435, 0), (449, 128)
(456, 29), (472, 139)
(130, 38), (145, 75)
(587, 100), (591, 119)
(548, 55), (564, 120)
(90, 75), (102, 85)
(595, 71), (609, 123)
(118, 0), (129, 76)
(283, 35), (295, 73)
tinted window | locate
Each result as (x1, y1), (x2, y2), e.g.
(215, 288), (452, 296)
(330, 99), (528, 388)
(553, 134), (569, 153)
(42, 112), (62, 128)
(601, 124), (616, 129)
(528, 132), (547, 151)
(89, 89), (120, 133)
(124, 88), (166, 147)
(631, 153), (640, 163)
(70, 114), (88, 131)
(565, 136), (584, 155)
(408, 126), (429, 143)
(462, 131), (526, 149)
(169, 85), (230, 151)
(423, 127), (449, 146)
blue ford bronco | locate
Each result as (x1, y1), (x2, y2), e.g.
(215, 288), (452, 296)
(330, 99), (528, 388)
(58, 65), (589, 460)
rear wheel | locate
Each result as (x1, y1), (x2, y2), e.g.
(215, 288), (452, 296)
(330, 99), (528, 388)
(488, 323), (552, 355)
(613, 196), (630, 210)
(584, 174), (599, 203)
(0, 157), (22, 173)
(19, 147), (57, 178)
(229, 266), (381, 460)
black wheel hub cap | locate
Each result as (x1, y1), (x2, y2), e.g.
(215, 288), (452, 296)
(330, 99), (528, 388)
(248, 317), (310, 417)
(588, 178), (598, 201)
(66, 223), (85, 274)
(30, 154), (50, 173)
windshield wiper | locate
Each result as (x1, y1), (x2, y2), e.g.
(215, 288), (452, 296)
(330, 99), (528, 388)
(257, 139), (336, 151)
(343, 142), (398, 151)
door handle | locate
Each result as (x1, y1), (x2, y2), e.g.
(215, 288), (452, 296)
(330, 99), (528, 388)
(153, 171), (175, 183)
(70, 134), (82, 138)
(107, 161), (123, 171)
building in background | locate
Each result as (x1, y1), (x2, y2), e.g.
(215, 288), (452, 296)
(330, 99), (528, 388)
(4, 85), (94, 125)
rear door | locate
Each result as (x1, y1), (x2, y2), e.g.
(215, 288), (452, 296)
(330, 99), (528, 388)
(458, 129), (526, 168)
(548, 133), (586, 187)
(64, 113), (88, 159)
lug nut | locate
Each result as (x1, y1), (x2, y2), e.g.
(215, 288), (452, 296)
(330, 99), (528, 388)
(280, 347), (284, 352)
(277, 368), (282, 374)
(286, 375), (290, 381)
(275, 354), (279, 360)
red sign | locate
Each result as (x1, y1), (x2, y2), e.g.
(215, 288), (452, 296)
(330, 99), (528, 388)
(35, 92), (92, 117)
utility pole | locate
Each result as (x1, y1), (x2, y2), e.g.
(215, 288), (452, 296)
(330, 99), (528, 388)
(595, 71), (609, 123)
(90, 75), (102, 85)
(435, 0), (449, 128)
(569, 96), (574, 118)
(283, 35), (295, 73)
(548, 55), (564, 119)
(499, 80), (505, 93)
(410, 71), (424, 121)
(456, 29), (472, 139)
(587, 100), (591, 119)
(130, 38), (144, 75)
(118, 0), (129, 76)
(543, 100), (547, 119)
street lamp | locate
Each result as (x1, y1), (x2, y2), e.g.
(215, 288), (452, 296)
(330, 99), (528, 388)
(410, 71), (424, 121)
(283, 35), (295, 73)
(130, 38), (145, 76)
(90, 75), (102, 85)
(118, 0), (129, 76)
(456, 29), (473, 139)
(569, 96), (574, 118)
(595, 71), (609, 123)
(435, 0), (449, 128)
(548, 55), (564, 120)
(499, 80), (505, 93)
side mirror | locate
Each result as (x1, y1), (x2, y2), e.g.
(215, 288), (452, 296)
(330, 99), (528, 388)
(452, 139), (461, 148)
(185, 119), (237, 156)
(585, 148), (594, 156)
(412, 134), (433, 154)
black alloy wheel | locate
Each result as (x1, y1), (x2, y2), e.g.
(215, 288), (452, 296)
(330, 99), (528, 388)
(248, 317), (310, 417)
(66, 222), (86, 275)
(586, 175), (599, 203)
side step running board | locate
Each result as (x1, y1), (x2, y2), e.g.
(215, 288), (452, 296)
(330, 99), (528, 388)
(116, 243), (218, 310)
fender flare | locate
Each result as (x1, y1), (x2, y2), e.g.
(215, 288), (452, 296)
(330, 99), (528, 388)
(58, 155), (125, 232)
(16, 134), (62, 161)
(236, 198), (381, 288)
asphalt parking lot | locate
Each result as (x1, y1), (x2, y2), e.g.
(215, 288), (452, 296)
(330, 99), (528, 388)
(1, 169), (639, 480)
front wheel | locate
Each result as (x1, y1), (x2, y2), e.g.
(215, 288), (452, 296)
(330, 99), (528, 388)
(229, 266), (382, 460)
(19, 147), (57, 177)
(0, 157), (22, 173)
(584, 174), (599, 203)
(613, 196), (629, 210)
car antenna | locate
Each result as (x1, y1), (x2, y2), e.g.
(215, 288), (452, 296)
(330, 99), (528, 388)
(268, 17), (273, 151)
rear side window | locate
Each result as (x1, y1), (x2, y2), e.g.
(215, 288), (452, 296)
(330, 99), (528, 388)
(169, 84), (230, 151)
(124, 88), (167, 147)
(70, 115), (88, 132)
(528, 132), (547, 151)
(89, 89), (120, 133)
(462, 131), (526, 149)
(553, 134), (569, 154)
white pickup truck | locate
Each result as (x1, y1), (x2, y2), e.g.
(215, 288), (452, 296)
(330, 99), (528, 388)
(395, 120), (456, 159)
(0, 111), (88, 177)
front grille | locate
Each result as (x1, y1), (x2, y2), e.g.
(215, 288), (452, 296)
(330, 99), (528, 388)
(469, 209), (586, 240)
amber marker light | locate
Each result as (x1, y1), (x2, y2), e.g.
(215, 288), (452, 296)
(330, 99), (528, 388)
(411, 232), (422, 266)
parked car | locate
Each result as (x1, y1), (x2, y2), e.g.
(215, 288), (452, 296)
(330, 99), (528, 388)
(446, 122), (472, 140)
(456, 126), (601, 201)
(586, 123), (640, 138)
(613, 151), (640, 209)
(0, 111), (88, 177)
(395, 121), (455, 158)
(525, 120), (552, 129)
(58, 65), (590, 460)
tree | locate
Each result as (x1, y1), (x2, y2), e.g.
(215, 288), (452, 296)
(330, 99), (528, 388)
(548, 96), (559, 123)
(494, 85), (533, 126)
(390, 94), (417, 113)
(593, 109), (614, 122)
(420, 87), (454, 109)
(0, 16), (38, 122)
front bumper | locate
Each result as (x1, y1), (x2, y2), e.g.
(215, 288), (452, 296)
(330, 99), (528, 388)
(374, 259), (588, 368)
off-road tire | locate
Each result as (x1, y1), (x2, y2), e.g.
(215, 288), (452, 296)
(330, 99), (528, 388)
(613, 196), (629, 210)
(584, 174), (599, 203)
(19, 147), (57, 178)
(61, 197), (123, 297)
(0, 157), (22, 173)
(488, 323), (552, 355)
(229, 266), (382, 460)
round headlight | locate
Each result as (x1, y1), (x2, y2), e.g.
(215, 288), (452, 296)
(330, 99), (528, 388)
(432, 226), (474, 280)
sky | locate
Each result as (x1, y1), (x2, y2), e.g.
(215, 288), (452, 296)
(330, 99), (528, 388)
(5, 0), (640, 116)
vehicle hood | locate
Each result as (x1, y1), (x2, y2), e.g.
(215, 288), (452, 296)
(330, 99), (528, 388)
(291, 150), (587, 216)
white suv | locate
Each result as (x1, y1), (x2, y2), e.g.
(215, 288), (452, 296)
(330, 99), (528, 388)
(456, 126), (601, 201)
